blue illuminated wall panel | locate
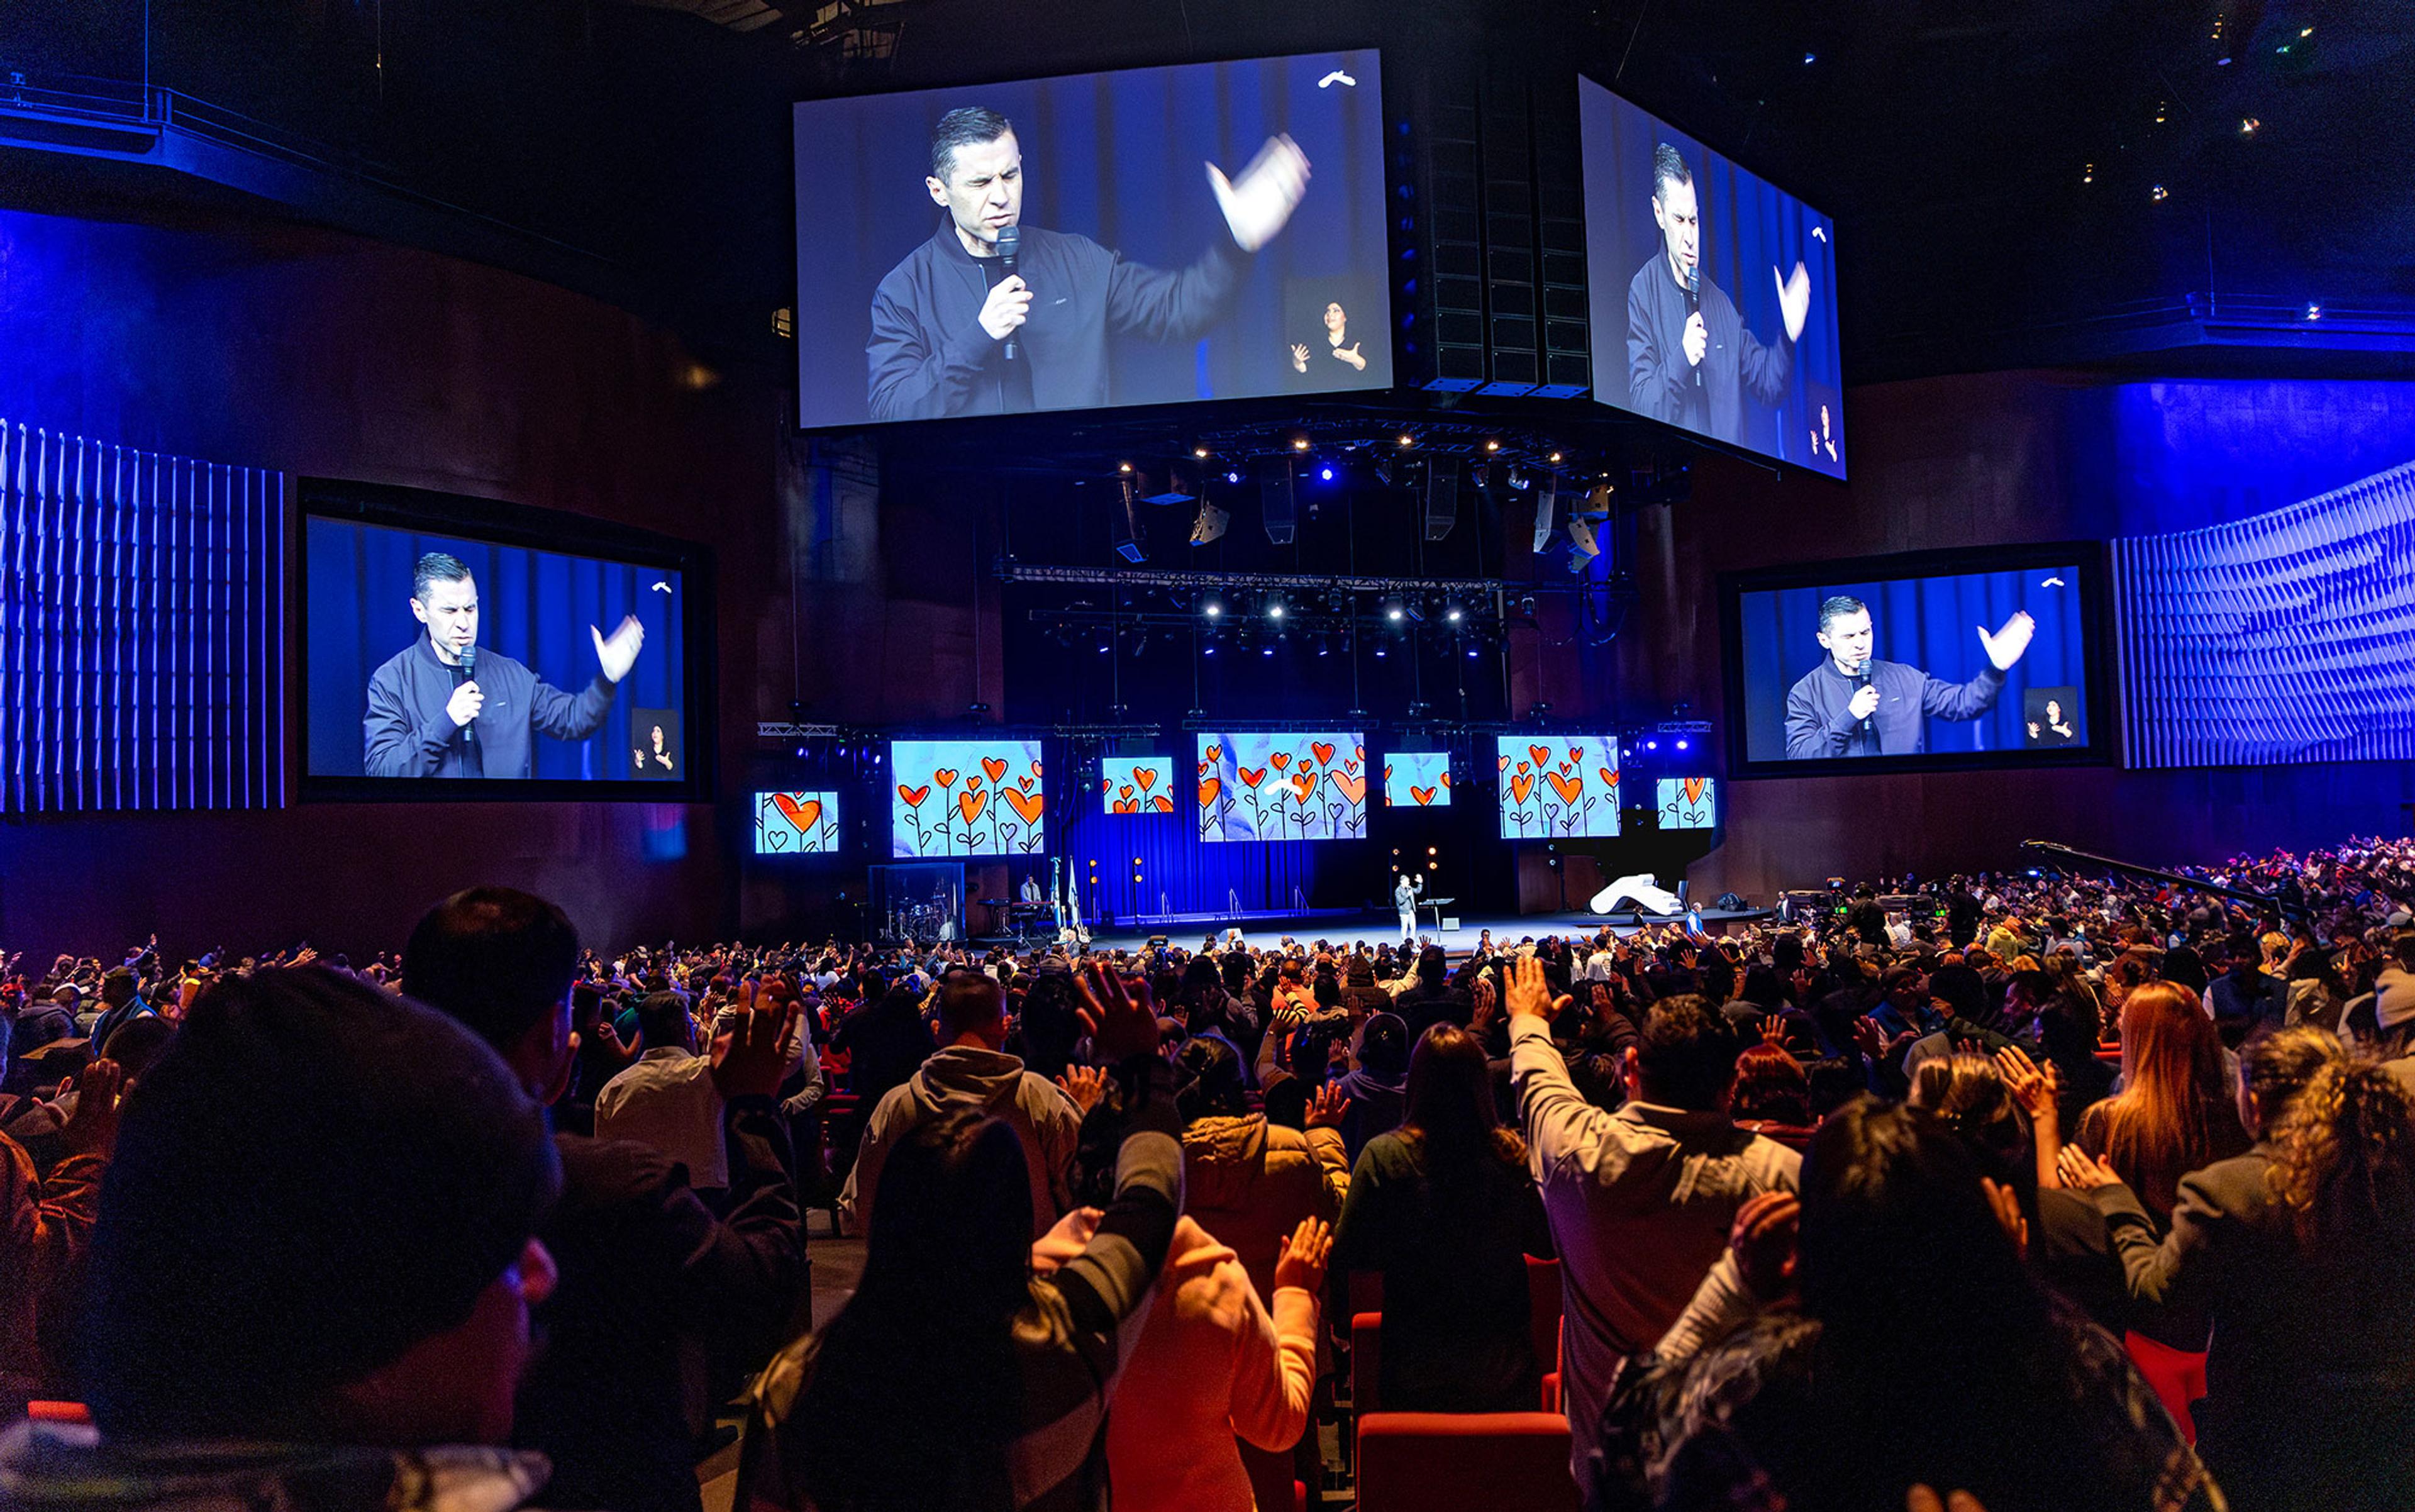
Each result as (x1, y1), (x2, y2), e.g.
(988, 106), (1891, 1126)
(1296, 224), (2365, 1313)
(2114, 459), (2415, 768)
(2, 420), (284, 813)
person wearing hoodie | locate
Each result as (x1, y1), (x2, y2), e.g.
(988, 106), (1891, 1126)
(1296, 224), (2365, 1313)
(842, 969), (1082, 1239)
(1106, 1215), (1330, 1511)
(1336, 1011), (1410, 1159)
(1175, 1032), (1352, 1307)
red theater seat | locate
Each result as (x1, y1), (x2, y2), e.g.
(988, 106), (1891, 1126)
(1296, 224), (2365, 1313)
(1356, 1412), (1578, 1512)
(2124, 1330), (2207, 1443)
(26, 1402), (91, 1425)
(1352, 1311), (1384, 1413)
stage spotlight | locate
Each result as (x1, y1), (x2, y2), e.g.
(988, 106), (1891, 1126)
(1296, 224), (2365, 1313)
(1646, 740), (1659, 751)
(1465, 643), (1479, 659)
(1261, 643), (1275, 658)
(1506, 466), (1532, 491)
(1319, 462), (1335, 482)
(1292, 435), (1311, 452)
(1096, 631), (1113, 655)
(1193, 445), (1211, 459)
(1317, 636), (1332, 657)
(1202, 594), (1224, 618)
(1372, 642), (1389, 659)
(1445, 604), (1463, 623)
(1267, 599), (1287, 621)
(1548, 450), (1562, 464)
(1397, 433), (1414, 448)
(1675, 738), (1689, 750)
(1383, 596), (1406, 622)
(1118, 461), (1133, 474)
(1484, 438), (1501, 452)
(1203, 643), (1218, 657)
(1226, 469), (1241, 484)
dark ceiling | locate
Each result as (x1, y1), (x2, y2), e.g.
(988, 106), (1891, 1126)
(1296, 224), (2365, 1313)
(4, 0), (2410, 386)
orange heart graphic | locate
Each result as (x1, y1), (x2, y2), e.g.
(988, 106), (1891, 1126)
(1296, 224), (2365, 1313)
(1240, 766), (1266, 789)
(1152, 794), (1174, 813)
(1684, 776), (1707, 804)
(774, 794), (822, 832)
(981, 756), (1008, 784)
(1355, 744), (1364, 763)
(1270, 752), (1291, 771)
(1205, 745), (1221, 763)
(1311, 741), (1336, 767)
(1113, 799), (1136, 814)
(1530, 743), (1553, 770)
(1135, 766), (1157, 792)
(1497, 754), (1511, 772)
(1100, 777), (1114, 794)
(1568, 747), (1584, 767)
(1412, 785), (1437, 806)
(1291, 772), (1318, 804)
(1440, 772), (1452, 788)
(1384, 764), (1394, 782)
(1546, 769), (1584, 806)
(1328, 769), (1365, 806)
(1511, 774), (1535, 805)
(1003, 786), (1044, 825)
(1345, 759), (1359, 775)
(958, 789), (986, 823)
(1600, 768), (1621, 789)
(1199, 777), (1221, 809)
(1119, 785), (1135, 802)
(1019, 775), (1034, 792)
(934, 768), (958, 788)
(1031, 760), (1043, 777)
(897, 784), (930, 808)
(1517, 761), (1531, 775)
(965, 776), (983, 792)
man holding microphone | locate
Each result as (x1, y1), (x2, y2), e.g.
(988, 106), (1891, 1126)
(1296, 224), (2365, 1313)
(1782, 594), (2034, 759)
(364, 552), (646, 778)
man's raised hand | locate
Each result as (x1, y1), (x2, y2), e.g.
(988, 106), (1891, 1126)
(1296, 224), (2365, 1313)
(1773, 260), (1812, 342)
(1075, 960), (1160, 1062)
(1208, 134), (1311, 253)
(1977, 610), (2035, 672)
(1506, 954), (1570, 1023)
(710, 987), (797, 1103)
(592, 614), (646, 684)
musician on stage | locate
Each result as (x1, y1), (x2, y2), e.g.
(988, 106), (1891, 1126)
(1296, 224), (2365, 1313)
(1394, 872), (1423, 947)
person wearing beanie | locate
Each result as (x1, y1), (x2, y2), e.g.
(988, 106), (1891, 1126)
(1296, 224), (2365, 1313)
(404, 887), (803, 1512)
(0, 968), (560, 1512)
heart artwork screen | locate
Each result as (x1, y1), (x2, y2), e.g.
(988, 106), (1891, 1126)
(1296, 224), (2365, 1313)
(1101, 756), (1177, 814)
(1197, 732), (1367, 842)
(891, 739), (1047, 857)
(1657, 776), (1716, 830)
(754, 791), (841, 853)
(1497, 735), (1622, 838)
(1383, 750), (1452, 807)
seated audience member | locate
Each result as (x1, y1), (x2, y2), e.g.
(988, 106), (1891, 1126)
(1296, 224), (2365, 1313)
(13, 969), (562, 1512)
(1506, 956), (1799, 1501)
(596, 992), (730, 1191)
(743, 966), (1178, 1512)
(2072, 982), (2250, 1228)
(1332, 1023), (1553, 1413)
(1174, 1029), (1350, 1306)
(842, 970), (1082, 1240)
(2062, 1026), (2415, 1512)
(1620, 1101), (2218, 1512)
(1727, 1038), (1818, 1149)
(405, 888), (802, 1512)
(0, 1057), (120, 1413)
(1106, 1215), (1329, 1511)
(2206, 944), (2286, 1045)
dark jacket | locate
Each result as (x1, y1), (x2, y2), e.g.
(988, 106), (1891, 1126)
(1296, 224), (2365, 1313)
(1782, 656), (2006, 760)
(2090, 1144), (2415, 1510)
(867, 221), (1248, 420)
(1624, 255), (1790, 445)
(829, 995), (937, 1106)
(0, 1426), (549, 1512)
(1331, 1130), (1553, 1414)
(520, 1097), (804, 1512)
(364, 633), (615, 779)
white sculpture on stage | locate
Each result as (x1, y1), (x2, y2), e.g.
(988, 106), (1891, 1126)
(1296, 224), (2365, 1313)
(1590, 872), (1684, 917)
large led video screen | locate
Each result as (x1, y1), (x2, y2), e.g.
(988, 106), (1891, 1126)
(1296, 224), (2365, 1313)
(1384, 751), (1453, 807)
(1198, 733), (1367, 841)
(1728, 552), (2101, 775)
(755, 791), (841, 854)
(1657, 777), (1716, 830)
(892, 738), (1047, 857)
(1499, 736), (1621, 839)
(1101, 756), (1176, 814)
(791, 50), (1390, 429)
(304, 508), (691, 789)
(1579, 77), (1844, 479)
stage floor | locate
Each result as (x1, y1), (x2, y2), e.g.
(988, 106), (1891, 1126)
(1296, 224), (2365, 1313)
(1059, 907), (1772, 955)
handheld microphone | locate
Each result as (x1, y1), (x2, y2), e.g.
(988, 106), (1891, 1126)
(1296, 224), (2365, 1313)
(996, 226), (1021, 362)
(1684, 265), (1703, 390)
(1853, 664), (1874, 735)
(457, 643), (478, 747)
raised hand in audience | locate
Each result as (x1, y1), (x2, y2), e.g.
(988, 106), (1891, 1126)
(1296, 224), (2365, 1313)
(2055, 1146), (2123, 1192)
(1305, 1081), (1352, 1130)
(1505, 954), (1570, 1022)
(1075, 960), (1160, 1062)
(1056, 1064), (1107, 1115)
(55, 1057), (124, 1159)
(1982, 1177), (2028, 1258)
(710, 985), (799, 1102)
(1274, 1216), (1333, 1294)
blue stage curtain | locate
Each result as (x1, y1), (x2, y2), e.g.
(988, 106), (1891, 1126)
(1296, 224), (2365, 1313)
(1062, 801), (1322, 922)
(2, 420), (283, 813)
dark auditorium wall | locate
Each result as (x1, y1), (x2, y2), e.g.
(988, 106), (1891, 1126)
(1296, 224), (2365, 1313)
(0, 201), (985, 959)
(1631, 370), (2415, 901)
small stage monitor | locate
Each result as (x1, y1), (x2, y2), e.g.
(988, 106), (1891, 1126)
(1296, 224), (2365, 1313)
(1384, 750), (1453, 807)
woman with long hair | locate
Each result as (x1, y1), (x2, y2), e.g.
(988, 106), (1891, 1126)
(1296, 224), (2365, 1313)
(2060, 1026), (2415, 1511)
(1330, 1023), (1552, 1413)
(2070, 981), (2248, 1225)
(1624, 1100), (2218, 1512)
(742, 967), (1178, 1512)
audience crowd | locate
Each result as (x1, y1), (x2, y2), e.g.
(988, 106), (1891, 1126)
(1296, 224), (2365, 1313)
(6, 833), (2415, 1511)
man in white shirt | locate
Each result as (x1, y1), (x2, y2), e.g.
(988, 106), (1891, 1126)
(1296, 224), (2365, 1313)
(596, 992), (728, 1191)
(1504, 957), (1799, 1501)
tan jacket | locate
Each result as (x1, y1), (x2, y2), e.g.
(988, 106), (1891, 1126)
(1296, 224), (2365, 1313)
(1179, 1114), (1348, 1304)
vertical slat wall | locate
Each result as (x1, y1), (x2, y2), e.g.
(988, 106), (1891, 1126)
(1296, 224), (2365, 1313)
(2113, 458), (2415, 769)
(1, 420), (284, 814)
